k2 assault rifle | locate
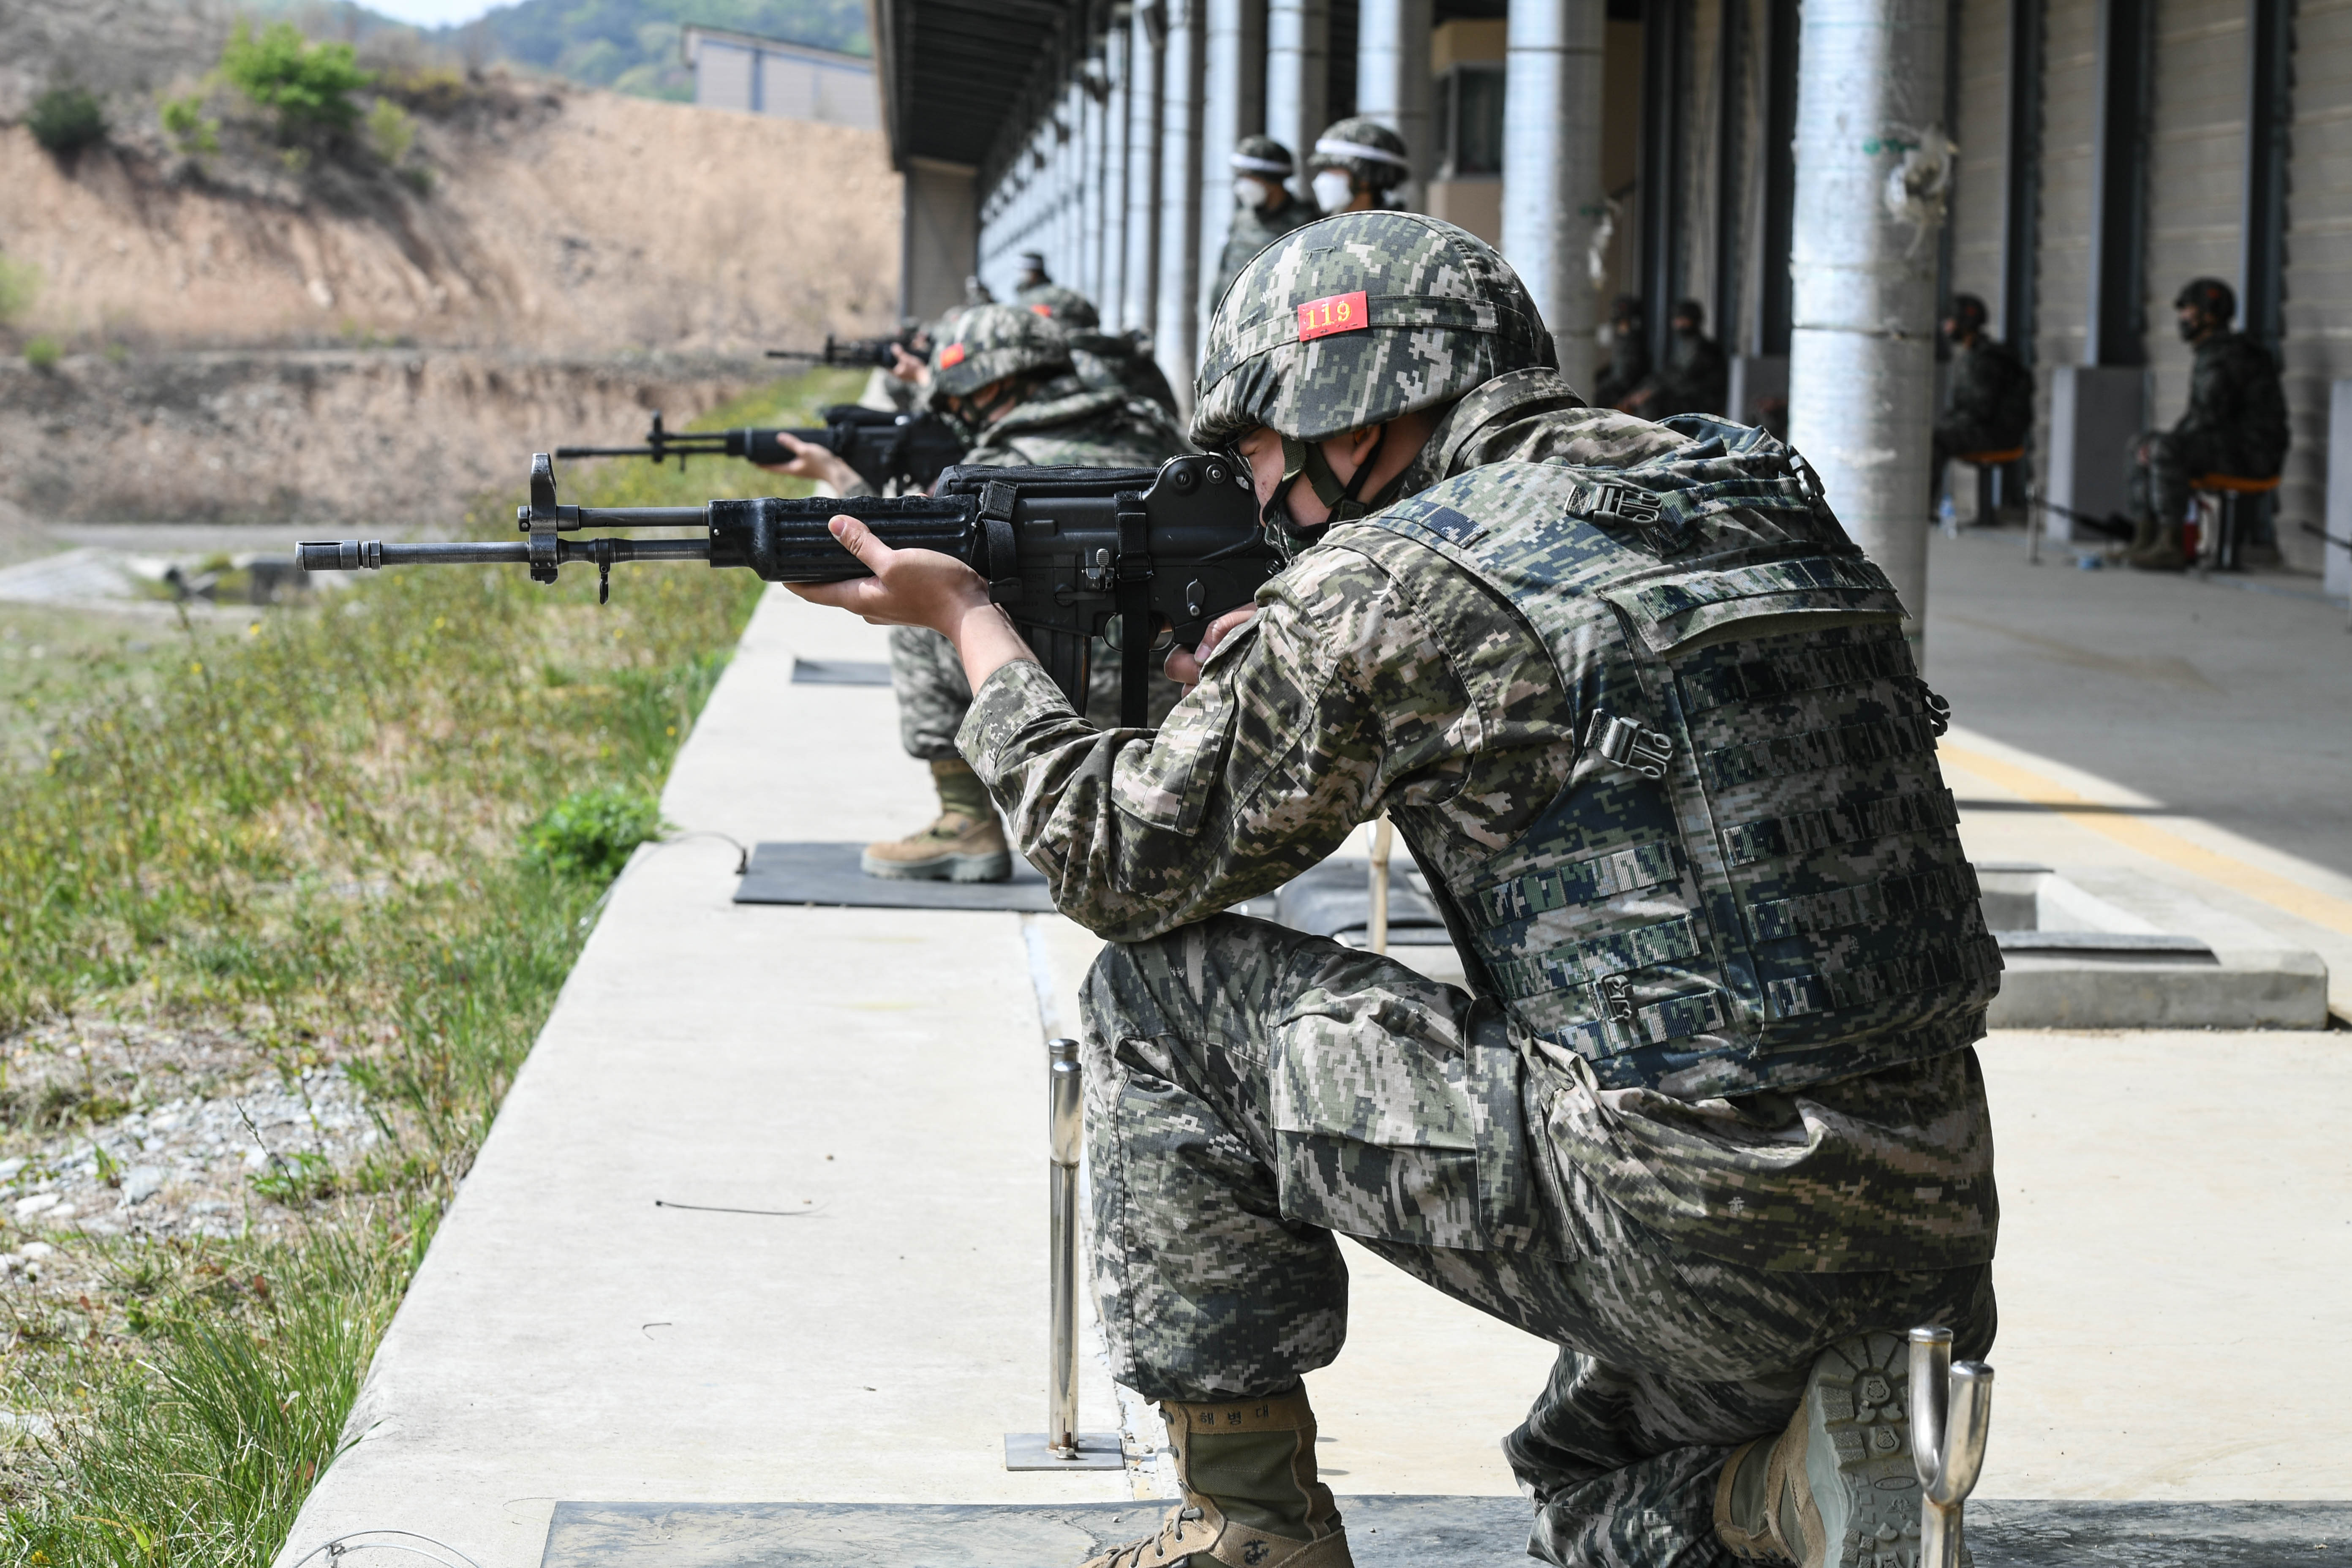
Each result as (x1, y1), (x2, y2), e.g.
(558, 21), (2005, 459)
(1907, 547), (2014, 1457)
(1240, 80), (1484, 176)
(295, 452), (1279, 726)
(765, 330), (931, 370)
(555, 407), (964, 494)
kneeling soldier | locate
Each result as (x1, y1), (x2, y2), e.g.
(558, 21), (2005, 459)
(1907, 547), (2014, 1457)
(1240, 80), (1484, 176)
(794, 213), (2000, 1568)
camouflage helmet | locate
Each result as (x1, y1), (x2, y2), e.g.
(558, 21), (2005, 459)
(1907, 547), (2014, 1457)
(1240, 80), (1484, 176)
(1190, 211), (1555, 449)
(1230, 134), (1295, 177)
(1307, 116), (1411, 192)
(1017, 283), (1102, 330)
(2176, 276), (2237, 322)
(926, 302), (1073, 406)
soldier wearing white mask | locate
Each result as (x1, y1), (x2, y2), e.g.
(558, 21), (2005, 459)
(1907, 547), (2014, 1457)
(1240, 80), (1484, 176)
(1211, 136), (1316, 309)
(1306, 116), (1410, 215)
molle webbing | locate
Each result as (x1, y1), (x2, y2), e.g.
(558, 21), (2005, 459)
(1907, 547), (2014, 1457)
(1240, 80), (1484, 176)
(1745, 862), (1982, 942)
(1467, 839), (1680, 928)
(1531, 988), (1733, 1064)
(1701, 713), (1941, 790)
(1763, 934), (2006, 1018)
(1720, 787), (1960, 868)
(1676, 637), (1917, 716)
(1484, 913), (1705, 1002)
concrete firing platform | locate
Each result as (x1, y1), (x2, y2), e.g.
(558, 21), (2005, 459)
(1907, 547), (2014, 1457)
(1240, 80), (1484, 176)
(278, 585), (2352, 1568)
(535, 1499), (2352, 1566)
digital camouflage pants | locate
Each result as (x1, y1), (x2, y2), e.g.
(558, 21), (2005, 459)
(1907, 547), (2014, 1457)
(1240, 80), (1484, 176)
(1080, 915), (1996, 1568)
(889, 625), (1187, 761)
(2129, 427), (2251, 526)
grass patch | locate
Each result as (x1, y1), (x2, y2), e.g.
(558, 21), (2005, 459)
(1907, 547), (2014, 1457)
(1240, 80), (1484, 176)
(0, 369), (863, 1565)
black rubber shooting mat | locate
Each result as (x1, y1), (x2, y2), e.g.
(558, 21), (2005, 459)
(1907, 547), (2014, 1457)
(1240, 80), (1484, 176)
(788, 658), (892, 686)
(539, 1498), (2352, 1567)
(733, 841), (1057, 911)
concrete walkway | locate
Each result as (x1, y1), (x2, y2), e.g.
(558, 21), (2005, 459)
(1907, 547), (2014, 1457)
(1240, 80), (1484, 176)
(278, 582), (2350, 1568)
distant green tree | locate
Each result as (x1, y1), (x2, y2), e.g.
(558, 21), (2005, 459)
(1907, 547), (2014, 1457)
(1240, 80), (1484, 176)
(27, 85), (107, 155)
(220, 21), (376, 138)
(452, 0), (868, 101)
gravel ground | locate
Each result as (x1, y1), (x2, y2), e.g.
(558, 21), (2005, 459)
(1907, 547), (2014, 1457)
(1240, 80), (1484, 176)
(0, 1021), (382, 1305)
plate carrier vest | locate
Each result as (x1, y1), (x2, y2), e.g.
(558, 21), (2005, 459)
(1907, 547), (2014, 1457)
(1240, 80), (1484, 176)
(1366, 416), (2001, 1100)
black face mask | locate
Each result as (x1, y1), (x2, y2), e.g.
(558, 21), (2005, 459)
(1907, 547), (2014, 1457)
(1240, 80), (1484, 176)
(2177, 314), (2204, 343)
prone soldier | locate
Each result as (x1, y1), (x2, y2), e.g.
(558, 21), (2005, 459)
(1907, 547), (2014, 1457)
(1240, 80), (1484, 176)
(790, 212), (2001, 1568)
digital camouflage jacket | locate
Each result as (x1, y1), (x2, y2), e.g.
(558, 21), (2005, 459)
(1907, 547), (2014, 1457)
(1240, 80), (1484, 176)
(1211, 193), (1319, 314)
(960, 368), (1997, 1273)
(1938, 336), (2033, 450)
(2174, 330), (2289, 478)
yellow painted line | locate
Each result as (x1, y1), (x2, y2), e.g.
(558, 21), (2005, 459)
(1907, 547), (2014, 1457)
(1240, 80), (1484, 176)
(1940, 740), (2352, 941)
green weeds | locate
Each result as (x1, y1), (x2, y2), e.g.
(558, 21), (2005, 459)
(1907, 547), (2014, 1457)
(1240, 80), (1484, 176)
(0, 368), (863, 1563)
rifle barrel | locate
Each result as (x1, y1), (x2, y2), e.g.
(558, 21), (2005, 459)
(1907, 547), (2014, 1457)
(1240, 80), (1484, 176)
(298, 533), (713, 572)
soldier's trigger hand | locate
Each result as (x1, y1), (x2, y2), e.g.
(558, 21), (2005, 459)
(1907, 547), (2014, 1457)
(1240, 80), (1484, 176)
(1164, 604), (1259, 689)
(759, 431), (860, 494)
(888, 345), (928, 382)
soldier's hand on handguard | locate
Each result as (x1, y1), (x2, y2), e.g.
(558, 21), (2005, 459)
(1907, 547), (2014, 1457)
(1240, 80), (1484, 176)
(888, 344), (928, 384)
(788, 517), (1034, 692)
(1164, 606), (1257, 689)
(758, 431), (862, 494)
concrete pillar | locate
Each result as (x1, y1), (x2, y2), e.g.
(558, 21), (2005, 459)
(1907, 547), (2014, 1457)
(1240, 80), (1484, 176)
(901, 158), (978, 322)
(1265, 0), (1329, 202)
(1356, 0), (1433, 208)
(1062, 79), (1086, 291)
(1083, 66), (1107, 303)
(1157, 0), (1206, 400)
(1500, 0), (1606, 393)
(1125, 5), (1165, 334)
(1200, 0), (1266, 332)
(1785, 0), (1950, 648)
(1105, 28), (1130, 318)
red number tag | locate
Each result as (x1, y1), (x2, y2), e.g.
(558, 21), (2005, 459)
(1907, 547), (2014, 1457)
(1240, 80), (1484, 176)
(936, 343), (967, 369)
(1296, 290), (1369, 342)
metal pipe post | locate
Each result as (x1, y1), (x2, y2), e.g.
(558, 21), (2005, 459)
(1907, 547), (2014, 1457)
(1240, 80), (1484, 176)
(1908, 1325), (1994, 1568)
(1785, 0), (1951, 651)
(1125, 3), (1165, 335)
(1156, 0), (1205, 406)
(1501, 0), (1607, 393)
(1047, 1037), (1084, 1456)
(1355, 0), (1434, 209)
(1265, 0), (1329, 203)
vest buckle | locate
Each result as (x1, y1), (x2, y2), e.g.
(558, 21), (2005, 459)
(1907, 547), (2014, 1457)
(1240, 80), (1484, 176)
(1585, 709), (1674, 780)
(1592, 484), (1663, 527)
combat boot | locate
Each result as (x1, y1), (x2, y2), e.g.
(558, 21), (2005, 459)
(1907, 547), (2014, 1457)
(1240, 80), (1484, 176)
(860, 758), (1012, 882)
(1071, 1389), (1353, 1568)
(2127, 520), (2187, 572)
(1715, 1331), (1966, 1568)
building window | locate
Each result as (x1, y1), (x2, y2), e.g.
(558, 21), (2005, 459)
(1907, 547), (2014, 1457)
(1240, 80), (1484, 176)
(1435, 62), (1505, 179)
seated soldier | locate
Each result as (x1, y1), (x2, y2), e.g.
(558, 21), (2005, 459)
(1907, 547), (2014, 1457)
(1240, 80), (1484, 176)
(1624, 297), (1729, 417)
(1592, 294), (1650, 411)
(1930, 294), (2033, 511)
(1018, 282), (1183, 418)
(773, 302), (1192, 883)
(791, 213), (1999, 1568)
(2126, 277), (2290, 570)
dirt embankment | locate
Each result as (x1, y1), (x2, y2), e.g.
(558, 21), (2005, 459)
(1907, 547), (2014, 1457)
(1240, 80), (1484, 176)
(0, 45), (902, 523)
(2, 349), (779, 526)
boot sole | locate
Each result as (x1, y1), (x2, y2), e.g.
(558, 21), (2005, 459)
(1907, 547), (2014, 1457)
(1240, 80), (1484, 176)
(1793, 1330), (1968, 1568)
(859, 849), (1013, 883)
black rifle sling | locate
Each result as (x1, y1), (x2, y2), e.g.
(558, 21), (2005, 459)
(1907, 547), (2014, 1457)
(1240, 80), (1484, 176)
(1115, 493), (1152, 728)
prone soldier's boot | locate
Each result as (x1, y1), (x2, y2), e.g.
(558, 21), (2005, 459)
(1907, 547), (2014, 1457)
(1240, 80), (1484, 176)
(1715, 1330), (1967, 1568)
(1071, 1388), (1352, 1568)
(860, 757), (1012, 882)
